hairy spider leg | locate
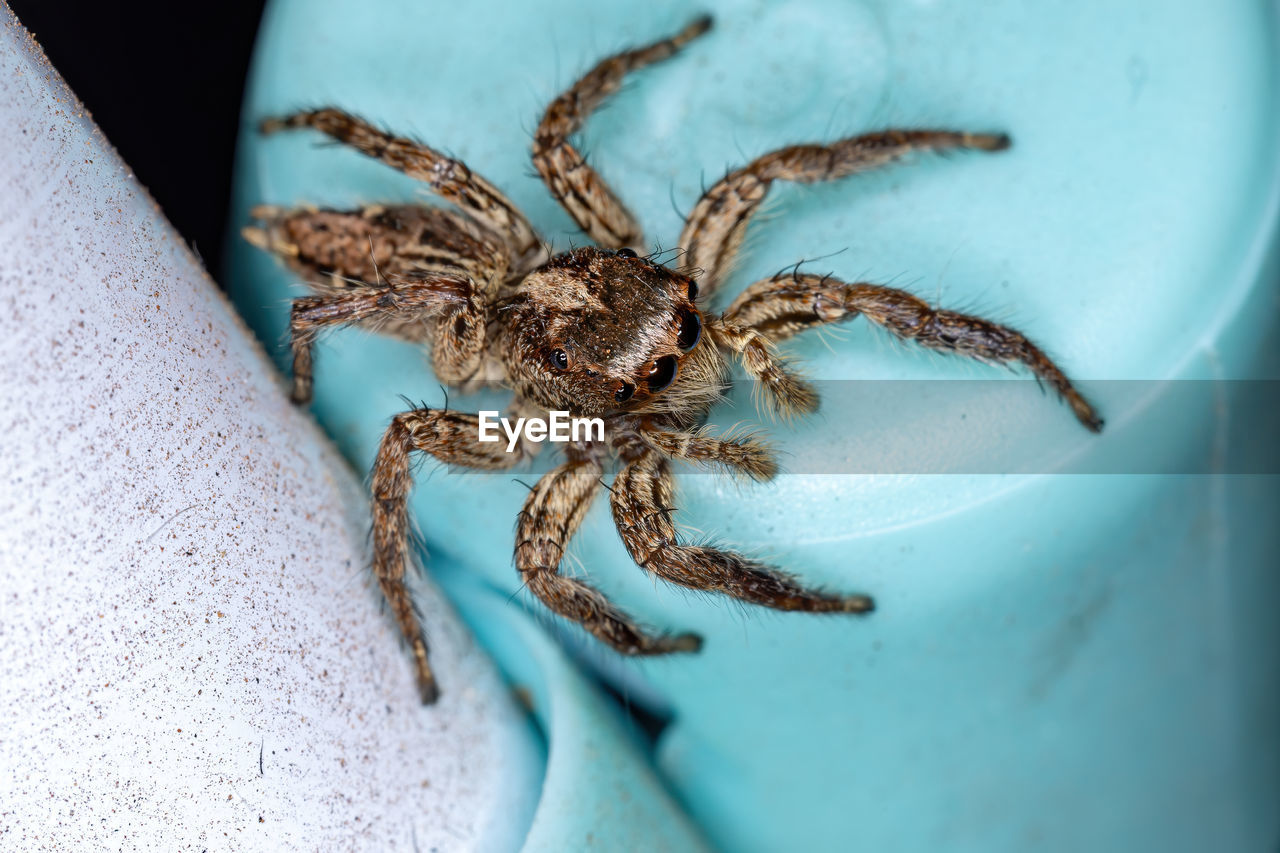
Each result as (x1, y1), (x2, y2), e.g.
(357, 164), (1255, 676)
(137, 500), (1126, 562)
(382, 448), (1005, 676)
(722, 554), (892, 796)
(260, 108), (544, 270)
(610, 450), (875, 611)
(371, 407), (532, 703)
(681, 130), (1011, 297)
(533, 15), (713, 252)
(516, 458), (703, 655)
(724, 272), (1103, 430)
(244, 205), (507, 402)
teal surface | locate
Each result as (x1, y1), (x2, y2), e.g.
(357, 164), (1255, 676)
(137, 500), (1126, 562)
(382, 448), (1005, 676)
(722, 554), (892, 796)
(226, 1), (1280, 849)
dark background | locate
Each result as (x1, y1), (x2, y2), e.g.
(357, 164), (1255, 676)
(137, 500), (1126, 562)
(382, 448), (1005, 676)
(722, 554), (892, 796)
(9, 2), (268, 281)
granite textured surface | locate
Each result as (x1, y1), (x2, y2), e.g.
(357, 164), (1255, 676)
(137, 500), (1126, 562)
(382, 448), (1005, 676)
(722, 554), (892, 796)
(0, 7), (542, 850)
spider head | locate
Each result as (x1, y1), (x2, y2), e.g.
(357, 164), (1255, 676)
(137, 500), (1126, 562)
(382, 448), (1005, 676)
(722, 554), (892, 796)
(500, 247), (725, 419)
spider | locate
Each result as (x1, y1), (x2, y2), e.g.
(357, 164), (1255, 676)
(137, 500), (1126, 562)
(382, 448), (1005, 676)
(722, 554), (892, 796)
(244, 15), (1102, 704)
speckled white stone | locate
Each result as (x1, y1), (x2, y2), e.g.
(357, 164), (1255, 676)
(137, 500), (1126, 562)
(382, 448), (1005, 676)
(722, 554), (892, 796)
(0, 8), (540, 850)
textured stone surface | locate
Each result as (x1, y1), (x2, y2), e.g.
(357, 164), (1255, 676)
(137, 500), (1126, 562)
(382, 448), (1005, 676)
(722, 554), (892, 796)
(0, 8), (539, 850)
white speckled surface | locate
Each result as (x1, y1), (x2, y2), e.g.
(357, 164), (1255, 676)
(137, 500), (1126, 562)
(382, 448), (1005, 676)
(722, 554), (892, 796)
(0, 7), (540, 850)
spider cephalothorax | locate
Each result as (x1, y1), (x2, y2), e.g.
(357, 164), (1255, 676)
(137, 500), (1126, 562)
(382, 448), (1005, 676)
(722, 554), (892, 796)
(245, 15), (1101, 703)
(498, 247), (724, 422)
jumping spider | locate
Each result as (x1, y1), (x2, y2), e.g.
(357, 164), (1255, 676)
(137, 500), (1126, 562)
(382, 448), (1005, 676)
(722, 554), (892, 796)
(244, 15), (1102, 704)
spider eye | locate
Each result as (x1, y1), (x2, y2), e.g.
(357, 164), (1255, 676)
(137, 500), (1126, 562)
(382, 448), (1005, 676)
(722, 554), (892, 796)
(617, 247), (638, 259)
(551, 349), (569, 370)
(614, 381), (636, 403)
(687, 278), (699, 301)
(677, 309), (702, 351)
(646, 355), (678, 393)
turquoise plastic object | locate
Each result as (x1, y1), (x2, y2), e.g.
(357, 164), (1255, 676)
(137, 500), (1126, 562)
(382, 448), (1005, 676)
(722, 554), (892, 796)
(227, 1), (1280, 849)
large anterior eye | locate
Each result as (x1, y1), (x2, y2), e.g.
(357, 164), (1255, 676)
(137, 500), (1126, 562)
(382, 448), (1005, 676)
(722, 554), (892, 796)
(677, 309), (701, 351)
(550, 349), (569, 370)
(646, 355), (678, 392)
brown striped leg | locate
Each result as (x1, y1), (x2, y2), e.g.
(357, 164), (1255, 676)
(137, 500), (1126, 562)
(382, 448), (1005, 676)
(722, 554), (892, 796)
(680, 130), (1010, 297)
(243, 204), (510, 298)
(285, 270), (482, 404)
(725, 272), (1103, 431)
(516, 459), (702, 654)
(259, 109), (544, 270)
(372, 407), (530, 703)
(707, 317), (819, 417)
(610, 450), (874, 612)
(533, 15), (712, 251)
(638, 424), (778, 482)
